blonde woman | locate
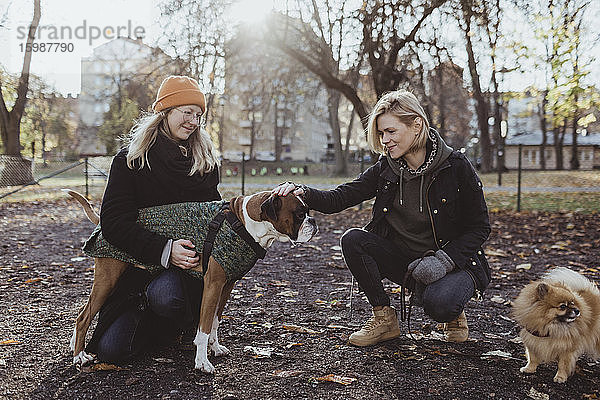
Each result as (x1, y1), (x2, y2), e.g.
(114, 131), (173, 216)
(275, 90), (491, 346)
(88, 76), (221, 362)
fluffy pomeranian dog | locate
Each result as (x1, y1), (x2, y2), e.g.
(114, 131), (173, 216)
(512, 267), (600, 383)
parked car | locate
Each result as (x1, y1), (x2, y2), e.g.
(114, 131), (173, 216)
(223, 150), (250, 162)
(255, 151), (276, 161)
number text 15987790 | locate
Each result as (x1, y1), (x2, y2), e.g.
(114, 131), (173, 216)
(20, 42), (74, 52)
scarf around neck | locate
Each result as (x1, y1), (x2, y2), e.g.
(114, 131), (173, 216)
(387, 129), (453, 213)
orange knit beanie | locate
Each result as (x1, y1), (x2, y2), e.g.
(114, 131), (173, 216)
(151, 75), (206, 113)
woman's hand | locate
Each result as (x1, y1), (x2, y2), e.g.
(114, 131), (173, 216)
(170, 239), (200, 269)
(272, 181), (304, 197)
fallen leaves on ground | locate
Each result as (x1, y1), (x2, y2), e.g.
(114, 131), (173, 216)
(315, 374), (357, 385)
(480, 350), (517, 360)
(527, 387), (550, 400)
(84, 363), (128, 372)
(282, 324), (321, 334)
(243, 346), (274, 358)
(271, 369), (304, 377)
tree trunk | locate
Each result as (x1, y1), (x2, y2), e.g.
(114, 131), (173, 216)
(327, 89), (347, 176)
(570, 123), (579, 170)
(461, 0), (492, 172)
(539, 93), (548, 170)
(570, 95), (579, 170)
(490, 50), (505, 172)
(274, 102), (282, 161)
(343, 108), (355, 162)
(553, 123), (566, 170)
(437, 68), (446, 136)
(0, 0), (39, 185)
(249, 113), (256, 160)
(465, 51), (492, 172)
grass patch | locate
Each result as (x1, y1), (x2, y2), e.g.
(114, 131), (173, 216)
(3, 167), (600, 214)
(480, 170), (600, 188)
(220, 174), (351, 186)
(485, 191), (600, 214)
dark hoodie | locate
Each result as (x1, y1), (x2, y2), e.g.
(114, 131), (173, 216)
(385, 129), (453, 256)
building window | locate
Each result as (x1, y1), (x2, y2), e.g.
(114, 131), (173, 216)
(579, 149), (592, 161)
(524, 149), (539, 164)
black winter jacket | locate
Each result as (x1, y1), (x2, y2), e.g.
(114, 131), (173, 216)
(87, 136), (219, 354)
(303, 151), (492, 292)
(100, 135), (221, 265)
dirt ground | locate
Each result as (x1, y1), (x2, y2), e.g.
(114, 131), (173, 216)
(1, 198), (599, 400)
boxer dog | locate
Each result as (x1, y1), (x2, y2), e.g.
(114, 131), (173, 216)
(64, 189), (317, 373)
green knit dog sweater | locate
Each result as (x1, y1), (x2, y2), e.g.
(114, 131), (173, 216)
(82, 200), (260, 282)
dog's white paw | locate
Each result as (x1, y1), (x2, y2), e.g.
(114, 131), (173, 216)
(73, 351), (94, 368)
(520, 365), (536, 374)
(69, 328), (76, 352)
(193, 330), (215, 373)
(194, 357), (215, 374)
(553, 373), (568, 383)
(211, 343), (230, 357)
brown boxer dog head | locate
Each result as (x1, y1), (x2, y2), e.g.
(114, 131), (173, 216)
(259, 193), (317, 242)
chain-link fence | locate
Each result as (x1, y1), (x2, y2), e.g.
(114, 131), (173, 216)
(0, 154), (369, 201)
(1, 153), (599, 213)
(0, 156), (112, 201)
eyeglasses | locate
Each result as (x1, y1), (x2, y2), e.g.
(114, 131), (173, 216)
(173, 108), (203, 125)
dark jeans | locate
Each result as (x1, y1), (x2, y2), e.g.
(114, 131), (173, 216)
(341, 228), (475, 323)
(96, 268), (202, 362)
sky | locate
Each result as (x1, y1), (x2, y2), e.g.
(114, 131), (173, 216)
(0, 0), (274, 95)
(0, 0), (598, 96)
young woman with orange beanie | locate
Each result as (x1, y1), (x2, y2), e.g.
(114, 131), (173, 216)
(85, 76), (221, 362)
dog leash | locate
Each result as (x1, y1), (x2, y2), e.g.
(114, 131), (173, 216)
(201, 202), (267, 275)
(349, 275), (354, 321)
(401, 250), (436, 341)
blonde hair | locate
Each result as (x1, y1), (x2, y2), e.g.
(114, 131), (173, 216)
(366, 90), (430, 155)
(125, 109), (220, 176)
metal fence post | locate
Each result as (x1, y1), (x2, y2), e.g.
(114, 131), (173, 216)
(241, 153), (246, 196)
(497, 149), (502, 187)
(517, 145), (522, 212)
(85, 157), (89, 199)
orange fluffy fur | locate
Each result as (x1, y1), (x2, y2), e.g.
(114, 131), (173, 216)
(512, 267), (600, 383)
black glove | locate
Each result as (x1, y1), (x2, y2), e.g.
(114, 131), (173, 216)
(407, 250), (455, 285)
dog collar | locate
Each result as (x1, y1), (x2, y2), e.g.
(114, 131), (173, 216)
(202, 203), (267, 275)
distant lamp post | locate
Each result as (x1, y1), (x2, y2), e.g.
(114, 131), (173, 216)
(218, 96), (226, 157)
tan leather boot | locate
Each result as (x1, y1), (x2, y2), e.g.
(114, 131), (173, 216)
(349, 306), (401, 346)
(442, 311), (469, 342)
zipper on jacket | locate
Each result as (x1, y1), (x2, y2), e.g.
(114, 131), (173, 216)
(427, 166), (481, 296)
(426, 176), (440, 248)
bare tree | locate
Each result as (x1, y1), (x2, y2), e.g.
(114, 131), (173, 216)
(457, 0), (493, 172)
(268, 0), (447, 130)
(266, 0), (446, 174)
(525, 0), (592, 170)
(159, 0), (232, 127)
(428, 60), (472, 149)
(266, 1), (361, 174)
(0, 0), (40, 185)
(225, 29), (275, 159)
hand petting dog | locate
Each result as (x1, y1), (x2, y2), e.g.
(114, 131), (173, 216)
(272, 181), (305, 197)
